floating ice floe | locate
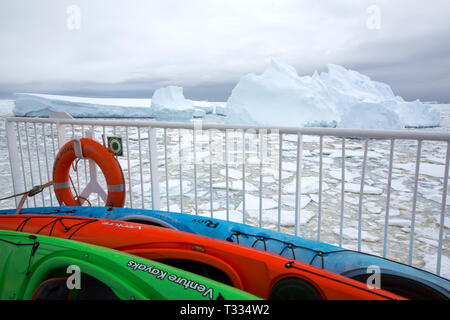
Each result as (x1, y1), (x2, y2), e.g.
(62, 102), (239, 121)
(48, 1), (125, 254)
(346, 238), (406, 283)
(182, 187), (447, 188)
(235, 194), (279, 211)
(212, 180), (258, 192)
(282, 177), (329, 194)
(385, 219), (411, 228)
(274, 194), (311, 209)
(209, 210), (244, 223)
(328, 169), (360, 182)
(160, 179), (193, 195)
(339, 183), (383, 195)
(419, 163), (446, 178)
(390, 178), (407, 191)
(423, 253), (450, 279)
(365, 202), (383, 214)
(332, 227), (380, 242)
(262, 209), (315, 226)
(198, 201), (222, 211)
(226, 60), (440, 129)
(219, 168), (250, 179)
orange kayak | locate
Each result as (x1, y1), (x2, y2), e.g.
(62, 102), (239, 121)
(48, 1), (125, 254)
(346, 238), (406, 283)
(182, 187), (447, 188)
(0, 215), (406, 300)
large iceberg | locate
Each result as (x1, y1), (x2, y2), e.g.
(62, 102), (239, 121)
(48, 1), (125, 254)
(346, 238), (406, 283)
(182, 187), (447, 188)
(338, 102), (404, 130)
(13, 91), (223, 120)
(13, 93), (153, 118)
(226, 60), (340, 127)
(226, 60), (440, 129)
(382, 99), (441, 128)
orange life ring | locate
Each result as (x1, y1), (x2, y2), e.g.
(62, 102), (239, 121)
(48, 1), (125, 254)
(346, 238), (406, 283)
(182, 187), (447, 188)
(52, 138), (126, 207)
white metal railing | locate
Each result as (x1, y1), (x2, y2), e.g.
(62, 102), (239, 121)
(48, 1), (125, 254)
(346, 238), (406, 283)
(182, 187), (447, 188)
(3, 114), (450, 277)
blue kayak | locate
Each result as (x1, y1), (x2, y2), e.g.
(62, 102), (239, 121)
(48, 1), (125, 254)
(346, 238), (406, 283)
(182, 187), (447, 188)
(1, 206), (448, 299)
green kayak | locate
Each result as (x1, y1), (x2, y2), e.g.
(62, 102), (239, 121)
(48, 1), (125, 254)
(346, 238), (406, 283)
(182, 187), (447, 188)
(0, 230), (260, 300)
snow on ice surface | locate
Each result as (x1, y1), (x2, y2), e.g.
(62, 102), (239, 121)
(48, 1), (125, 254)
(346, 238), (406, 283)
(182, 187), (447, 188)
(148, 86), (226, 121)
(226, 60), (340, 127)
(226, 60), (440, 129)
(13, 91), (223, 120)
(337, 102), (404, 130)
(150, 86), (199, 121)
(151, 86), (193, 110)
(0, 100), (14, 117)
(13, 93), (153, 118)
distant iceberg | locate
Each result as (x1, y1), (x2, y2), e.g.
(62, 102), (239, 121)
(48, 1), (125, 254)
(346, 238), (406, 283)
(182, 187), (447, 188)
(150, 86), (207, 121)
(13, 91), (224, 120)
(13, 93), (153, 118)
(226, 60), (440, 129)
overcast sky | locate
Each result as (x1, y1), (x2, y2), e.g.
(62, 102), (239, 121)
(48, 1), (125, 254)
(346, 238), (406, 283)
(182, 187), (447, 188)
(0, 0), (449, 101)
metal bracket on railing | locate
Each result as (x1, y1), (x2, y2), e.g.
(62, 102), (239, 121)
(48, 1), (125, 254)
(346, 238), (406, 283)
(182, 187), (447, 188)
(76, 130), (107, 205)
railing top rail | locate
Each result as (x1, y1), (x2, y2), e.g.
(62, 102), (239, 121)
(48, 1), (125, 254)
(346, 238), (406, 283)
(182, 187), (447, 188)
(6, 116), (450, 141)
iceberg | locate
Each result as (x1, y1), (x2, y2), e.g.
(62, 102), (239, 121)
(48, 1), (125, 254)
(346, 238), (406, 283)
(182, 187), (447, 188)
(150, 86), (209, 121)
(12, 90), (221, 120)
(0, 100), (14, 117)
(226, 60), (340, 127)
(214, 104), (228, 116)
(337, 102), (404, 130)
(13, 93), (153, 118)
(226, 60), (440, 129)
(382, 99), (441, 128)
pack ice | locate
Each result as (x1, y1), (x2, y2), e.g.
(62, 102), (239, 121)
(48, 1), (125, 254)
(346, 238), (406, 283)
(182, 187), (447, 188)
(226, 60), (440, 129)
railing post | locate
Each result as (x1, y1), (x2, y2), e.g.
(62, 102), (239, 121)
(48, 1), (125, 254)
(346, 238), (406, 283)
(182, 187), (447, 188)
(50, 112), (73, 148)
(295, 132), (303, 236)
(149, 126), (161, 210)
(5, 120), (24, 207)
(436, 141), (450, 276)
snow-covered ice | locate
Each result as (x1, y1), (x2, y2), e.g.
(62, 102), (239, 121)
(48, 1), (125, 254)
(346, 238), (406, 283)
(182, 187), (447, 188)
(150, 86), (200, 121)
(282, 176), (329, 194)
(226, 60), (440, 129)
(339, 183), (383, 195)
(13, 90), (224, 120)
(337, 102), (404, 130)
(235, 194), (279, 210)
(13, 93), (153, 118)
(332, 227), (380, 242)
(213, 180), (258, 192)
(420, 163), (446, 178)
(226, 60), (340, 127)
(263, 209), (315, 226)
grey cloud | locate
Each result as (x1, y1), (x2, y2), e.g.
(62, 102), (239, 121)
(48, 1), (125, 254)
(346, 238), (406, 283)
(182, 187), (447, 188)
(0, 0), (449, 102)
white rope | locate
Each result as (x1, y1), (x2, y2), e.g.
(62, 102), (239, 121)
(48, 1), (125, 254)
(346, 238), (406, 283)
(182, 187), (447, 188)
(73, 139), (84, 159)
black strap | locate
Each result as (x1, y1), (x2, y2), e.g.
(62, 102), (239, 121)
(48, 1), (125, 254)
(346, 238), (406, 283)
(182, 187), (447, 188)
(227, 230), (351, 269)
(0, 234), (40, 277)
